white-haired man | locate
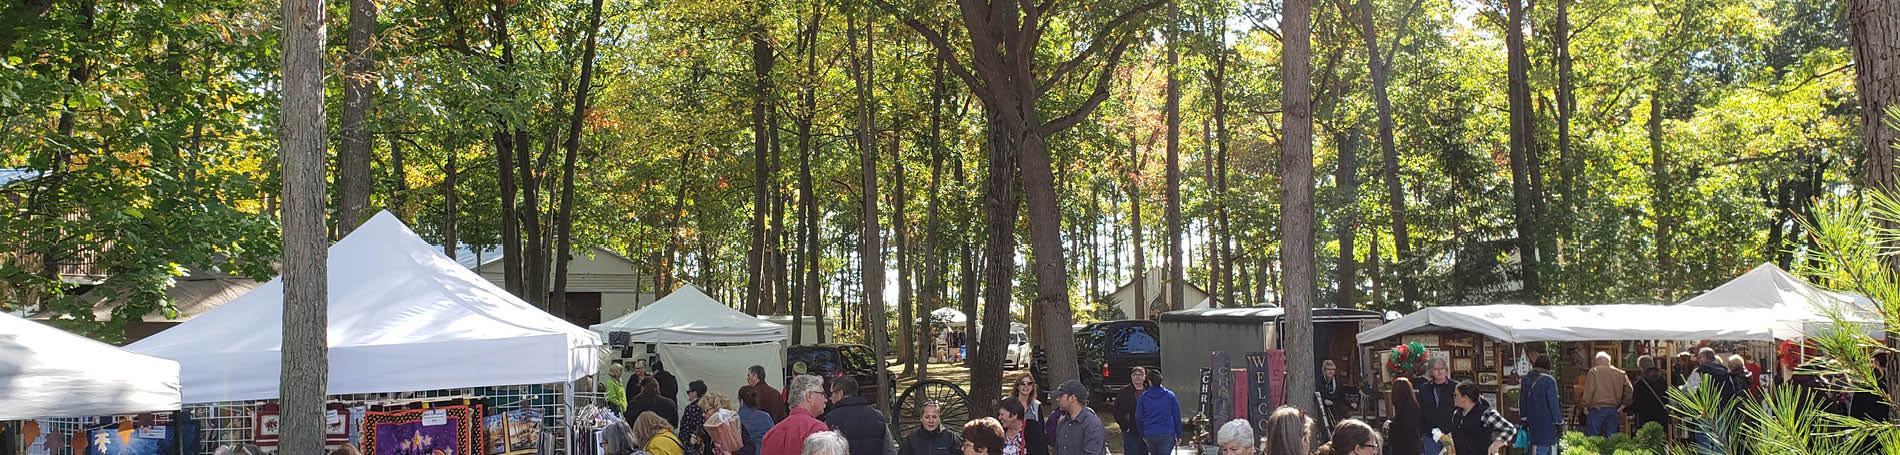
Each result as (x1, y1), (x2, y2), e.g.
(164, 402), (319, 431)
(763, 375), (830, 455)
(1579, 351), (1632, 437)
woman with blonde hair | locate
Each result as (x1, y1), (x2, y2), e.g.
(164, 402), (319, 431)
(701, 392), (745, 455)
(1259, 406), (1312, 455)
(633, 411), (687, 455)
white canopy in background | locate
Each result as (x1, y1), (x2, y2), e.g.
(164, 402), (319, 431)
(590, 284), (787, 343)
(1676, 262), (1882, 339)
(126, 211), (602, 403)
(591, 285), (786, 409)
(930, 307), (968, 327)
(0, 312), (181, 420)
(1357, 304), (1775, 344)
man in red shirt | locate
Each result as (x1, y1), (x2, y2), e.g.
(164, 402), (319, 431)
(749, 365), (790, 422)
(762, 374), (829, 455)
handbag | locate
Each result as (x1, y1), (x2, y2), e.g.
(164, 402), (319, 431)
(1514, 428), (1530, 449)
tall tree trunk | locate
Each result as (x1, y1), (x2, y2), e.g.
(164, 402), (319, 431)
(1648, 87), (1671, 298)
(279, 0), (329, 451)
(553, 0), (605, 319)
(337, 0), (376, 235)
(444, 146), (459, 260)
(1846, 0), (1899, 421)
(390, 136), (410, 220)
(972, 112), (1022, 418)
(1335, 126), (1359, 309)
(795, 2), (822, 345)
(896, 93), (914, 373)
(1554, 0), (1576, 247)
(1505, 0), (1542, 302)
(515, 128), (545, 308)
(1280, 0), (1318, 414)
(1164, 0), (1184, 313)
(1355, 0), (1420, 308)
(919, 55), (947, 380)
(747, 17), (775, 316)
(1201, 118), (1216, 306)
(1128, 139), (1147, 319)
(848, 14), (891, 406)
(491, 0), (524, 297)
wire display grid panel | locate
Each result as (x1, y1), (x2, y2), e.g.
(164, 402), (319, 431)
(42, 384), (595, 455)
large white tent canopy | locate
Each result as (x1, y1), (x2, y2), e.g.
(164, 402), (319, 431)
(1357, 304), (1774, 344)
(126, 211), (602, 403)
(591, 284), (786, 408)
(930, 307), (968, 328)
(590, 284), (787, 343)
(1, 312), (182, 420)
(1677, 262), (1881, 338)
(1360, 263), (1880, 344)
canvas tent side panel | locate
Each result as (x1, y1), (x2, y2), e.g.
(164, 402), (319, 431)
(1160, 318), (1266, 415)
(656, 343), (785, 409)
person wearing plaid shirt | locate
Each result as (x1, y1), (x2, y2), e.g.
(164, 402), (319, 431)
(1449, 381), (1516, 455)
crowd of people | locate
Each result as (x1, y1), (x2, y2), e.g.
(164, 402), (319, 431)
(581, 342), (1893, 455)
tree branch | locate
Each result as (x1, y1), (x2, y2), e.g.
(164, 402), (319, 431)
(1047, 0), (1165, 84)
(1040, 36), (1134, 135)
(867, 0), (996, 107)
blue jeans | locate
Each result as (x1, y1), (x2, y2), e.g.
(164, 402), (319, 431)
(1585, 408), (1621, 436)
(1420, 433), (1443, 455)
(1530, 445), (1556, 455)
(1143, 435), (1175, 455)
(1122, 431), (1147, 455)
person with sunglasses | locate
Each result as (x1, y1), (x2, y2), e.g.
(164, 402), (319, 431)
(762, 375), (831, 455)
(1014, 377), (1044, 423)
(1313, 419), (1379, 455)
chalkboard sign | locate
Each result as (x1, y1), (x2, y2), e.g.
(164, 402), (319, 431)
(1245, 352), (1273, 432)
(1199, 367), (1214, 416)
(1211, 351), (1234, 424)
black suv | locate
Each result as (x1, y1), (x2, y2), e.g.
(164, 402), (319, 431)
(785, 344), (894, 399)
(1072, 320), (1161, 400)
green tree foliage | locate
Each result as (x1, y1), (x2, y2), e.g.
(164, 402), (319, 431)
(0, 0), (1881, 347)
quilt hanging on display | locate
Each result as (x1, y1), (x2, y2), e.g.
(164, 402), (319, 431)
(83, 421), (175, 455)
(363, 405), (484, 455)
(483, 409), (543, 455)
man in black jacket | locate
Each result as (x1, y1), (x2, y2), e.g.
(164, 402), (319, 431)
(654, 359), (681, 403)
(1416, 357), (1458, 455)
(1113, 367), (1149, 455)
(824, 376), (895, 455)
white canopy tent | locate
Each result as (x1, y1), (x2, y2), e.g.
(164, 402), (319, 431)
(590, 284), (787, 408)
(1357, 304), (1776, 344)
(126, 211), (602, 403)
(1, 312), (182, 420)
(930, 307), (968, 328)
(1676, 262), (1881, 339)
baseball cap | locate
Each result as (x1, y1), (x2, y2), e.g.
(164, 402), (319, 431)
(1054, 379), (1088, 398)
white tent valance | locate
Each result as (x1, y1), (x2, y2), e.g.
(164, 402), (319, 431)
(1357, 304), (1775, 344)
(126, 211), (601, 403)
(930, 307), (968, 327)
(591, 284), (787, 344)
(1, 313), (182, 420)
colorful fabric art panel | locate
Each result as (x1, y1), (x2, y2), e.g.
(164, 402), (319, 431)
(363, 405), (483, 455)
(83, 425), (173, 455)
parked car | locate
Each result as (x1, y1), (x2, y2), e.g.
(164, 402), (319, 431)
(1004, 331), (1033, 369)
(785, 344), (895, 399)
(1071, 320), (1162, 401)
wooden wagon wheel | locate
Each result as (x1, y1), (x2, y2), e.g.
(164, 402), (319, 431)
(891, 379), (972, 440)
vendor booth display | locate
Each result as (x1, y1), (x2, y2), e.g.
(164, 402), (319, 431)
(120, 211), (604, 455)
(590, 284), (788, 409)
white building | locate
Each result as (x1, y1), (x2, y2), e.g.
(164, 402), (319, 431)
(452, 245), (658, 328)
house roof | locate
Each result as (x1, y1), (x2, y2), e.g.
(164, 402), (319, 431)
(437, 244), (639, 271)
(0, 168), (40, 187)
(34, 264), (272, 324)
